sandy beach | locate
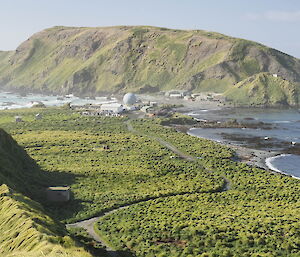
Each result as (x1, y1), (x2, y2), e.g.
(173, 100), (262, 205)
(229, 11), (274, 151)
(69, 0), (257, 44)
(138, 93), (226, 111)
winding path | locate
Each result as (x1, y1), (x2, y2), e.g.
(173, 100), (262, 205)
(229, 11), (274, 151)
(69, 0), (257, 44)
(67, 117), (230, 256)
(67, 210), (128, 257)
(126, 119), (196, 161)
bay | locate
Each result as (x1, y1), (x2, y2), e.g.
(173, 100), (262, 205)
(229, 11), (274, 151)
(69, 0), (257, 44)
(187, 108), (300, 178)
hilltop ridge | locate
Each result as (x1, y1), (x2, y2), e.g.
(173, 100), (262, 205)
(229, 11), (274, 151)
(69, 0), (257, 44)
(0, 25), (300, 106)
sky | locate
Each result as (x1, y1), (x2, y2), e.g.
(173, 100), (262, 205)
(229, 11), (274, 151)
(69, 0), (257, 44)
(1, 0), (300, 57)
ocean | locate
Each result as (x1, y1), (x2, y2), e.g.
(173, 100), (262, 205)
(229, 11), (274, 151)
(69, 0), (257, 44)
(0, 92), (117, 110)
(187, 108), (300, 178)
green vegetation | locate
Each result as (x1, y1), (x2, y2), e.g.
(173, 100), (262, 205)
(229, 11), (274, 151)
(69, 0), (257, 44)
(0, 108), (223, 223)
(195, 78), (234, 93)
(0, 123), (93, 256)
(1, 26), (300, 106)
(0, 184), (91, 257)
(159, 113), (197, 126)
(2, 107), (300, 256)
(239, 57), (260, 77)
(225, 73), (300, 106)
(131, 118), (233, 159)
(94, 119), (300, 256)
(96, 191), (300, 257)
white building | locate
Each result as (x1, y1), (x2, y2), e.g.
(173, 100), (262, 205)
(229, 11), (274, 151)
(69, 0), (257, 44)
(100, 103), (124, 113)
(149, 101), (158, 107)
(123, 93), (137, 105)
(165, 90), (187, 98)
(169, 93), (183, 99)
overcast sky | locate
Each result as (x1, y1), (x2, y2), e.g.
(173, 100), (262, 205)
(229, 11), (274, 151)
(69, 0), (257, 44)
(1, 0), (300, 57)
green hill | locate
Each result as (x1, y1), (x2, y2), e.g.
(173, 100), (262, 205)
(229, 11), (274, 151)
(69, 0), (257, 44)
(0, 127), (69, 200)
(0, 128), (92, 257)
(0, 128), (42, 194)
(224, 72), (300, 106)
(0, 25), (300, 106)
(0, 184), (91, 257)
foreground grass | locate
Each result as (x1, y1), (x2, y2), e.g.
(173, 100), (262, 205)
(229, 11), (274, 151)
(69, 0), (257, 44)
(2, 107), (300, 256)
(92, 119), (300, 256)
(96, 192), (300, 257)
(0, 108), (223, 223)
(0, 184), (91, 257)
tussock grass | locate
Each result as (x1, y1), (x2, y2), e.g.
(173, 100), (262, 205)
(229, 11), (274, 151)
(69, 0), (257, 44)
(0, 185), (91, 257)
(225, 72), (300, 106)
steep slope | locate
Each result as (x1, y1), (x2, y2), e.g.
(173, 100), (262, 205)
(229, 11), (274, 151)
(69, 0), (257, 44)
(0, 25), (300, 104)
(224, 72), (300, 106)
(0, 128), (92, 256)
(0, 128), (61, 199)
(0, 184), (91, 257)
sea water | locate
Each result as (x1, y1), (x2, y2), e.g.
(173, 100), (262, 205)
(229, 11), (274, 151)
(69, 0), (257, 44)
(266, 154), (300, 179)
(187, 108), (300, 178)
(0, 92), (117, 110)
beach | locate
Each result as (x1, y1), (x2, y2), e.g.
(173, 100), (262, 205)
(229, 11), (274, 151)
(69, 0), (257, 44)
(185, 126), (280, 171)
(225, 143), (279, 170)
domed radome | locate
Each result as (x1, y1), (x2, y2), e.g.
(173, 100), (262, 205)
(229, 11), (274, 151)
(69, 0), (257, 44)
(123, 93), (137, 105)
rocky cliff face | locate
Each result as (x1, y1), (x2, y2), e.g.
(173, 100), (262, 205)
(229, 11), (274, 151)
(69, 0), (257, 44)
(0, 25), (300, 105)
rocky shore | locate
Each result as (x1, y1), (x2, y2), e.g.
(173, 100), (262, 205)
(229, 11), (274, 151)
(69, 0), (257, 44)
(225, 143), (279, 170)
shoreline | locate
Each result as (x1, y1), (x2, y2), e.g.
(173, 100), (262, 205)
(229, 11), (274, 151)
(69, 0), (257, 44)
(172, 122), (280, 172)
(187, 129), (300, 180)
(225, 143), (279, 170)
(186, 129), (279, 171)
(265, 154), (300, 180)
(165, 99), (299, 178)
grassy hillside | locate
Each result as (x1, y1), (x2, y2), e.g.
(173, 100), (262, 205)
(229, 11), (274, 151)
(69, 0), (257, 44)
(0, 126), (92, 256)
(0, 125), (75, 201)
(0, 184), (91, 257)
(0, 127), (43, 194)
(225, 73), (300, 106)
(0, 26), (300, 106)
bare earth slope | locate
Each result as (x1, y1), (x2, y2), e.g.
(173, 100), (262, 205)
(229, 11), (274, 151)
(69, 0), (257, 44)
(0, 26), (300, 105)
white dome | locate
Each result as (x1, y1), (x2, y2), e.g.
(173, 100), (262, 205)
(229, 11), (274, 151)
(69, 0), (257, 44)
(123, 93), (137, 105)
